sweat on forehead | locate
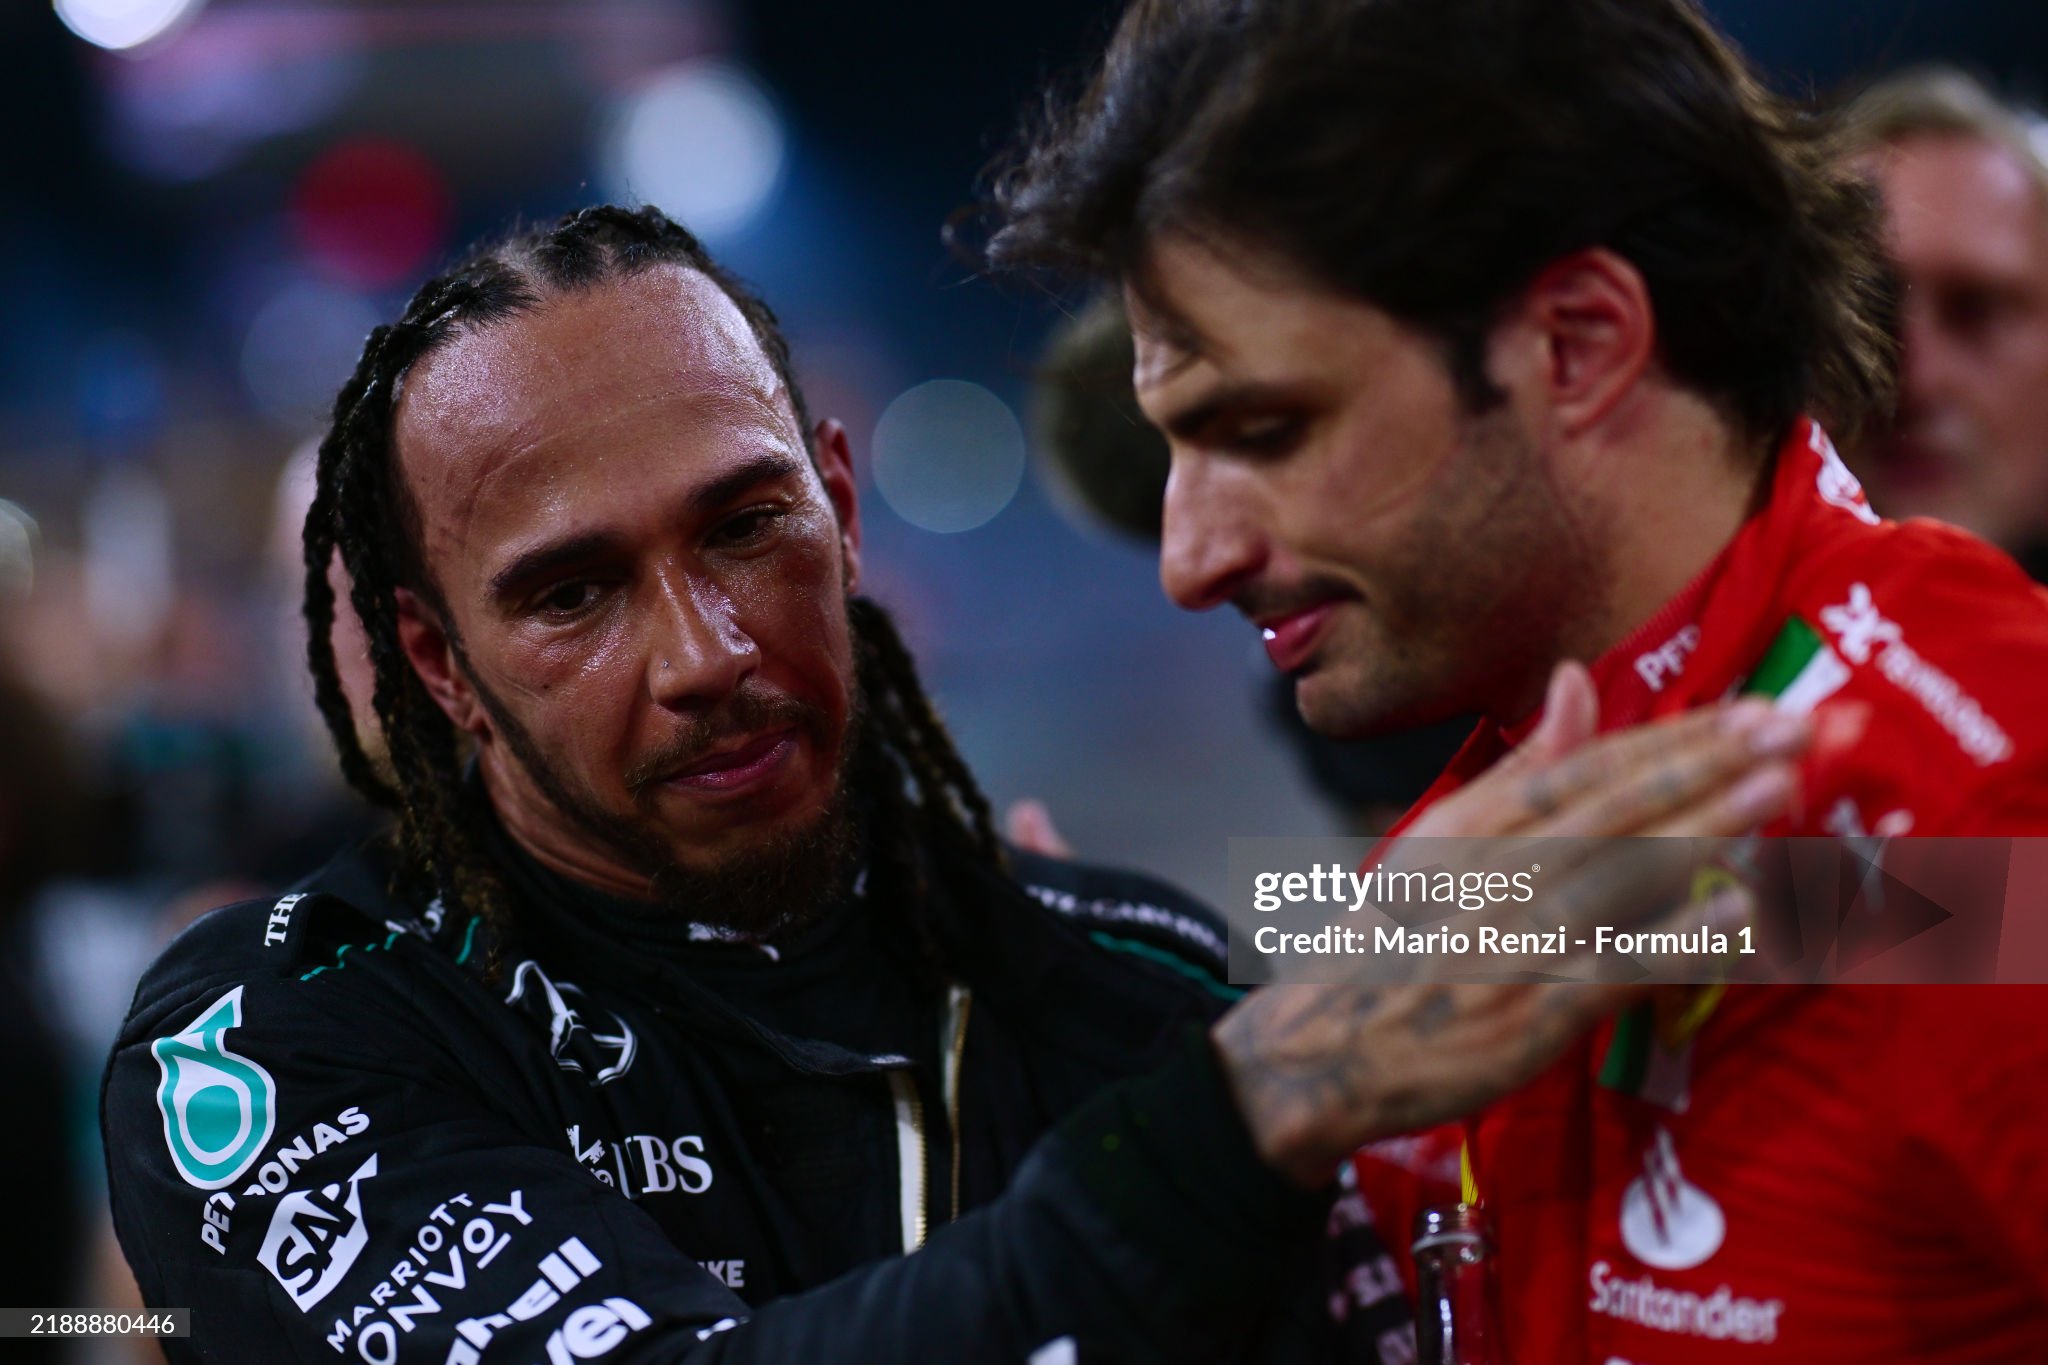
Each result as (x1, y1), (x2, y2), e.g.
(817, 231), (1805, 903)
(386, 263), (806, 598)
(395, 264), (798, 470)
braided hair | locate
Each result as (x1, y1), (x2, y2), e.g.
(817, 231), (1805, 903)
(303, 205), (1004, 971)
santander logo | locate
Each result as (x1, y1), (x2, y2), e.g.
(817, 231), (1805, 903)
(1619, 1128), (1726, 1271)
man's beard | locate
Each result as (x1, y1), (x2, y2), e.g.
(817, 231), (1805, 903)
(1281, 401), (1606, 738)
(465, 664), (864, 943)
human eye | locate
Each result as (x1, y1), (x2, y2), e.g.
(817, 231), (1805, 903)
(530, 580), (607, 621)
(1222, 411), (1306, 456)
(709, 503), (788, 549)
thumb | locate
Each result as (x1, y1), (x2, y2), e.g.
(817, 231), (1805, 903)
(1519, 660), (1600, 764)
(1004, 798), (1075, 859)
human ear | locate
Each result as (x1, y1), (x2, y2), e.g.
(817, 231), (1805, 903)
(394, 587), (489, 738)
(1506, 247), (1655, 437)
(812, 417), (863, 594)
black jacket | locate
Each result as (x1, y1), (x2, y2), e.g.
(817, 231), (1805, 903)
(103, 828), (1411, 1363)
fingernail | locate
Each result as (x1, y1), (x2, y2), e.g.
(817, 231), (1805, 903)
(1729, 764), (1795, 821)
(1749, 711), (1811, 757)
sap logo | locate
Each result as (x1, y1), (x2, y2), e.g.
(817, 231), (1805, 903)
(259, 1153), (378, 1311)
(444, 1238), (652, 1364)
(506, 962), (638, 1084)
(152, 986), (278, 1189)
(243, 1106), (372, 1197)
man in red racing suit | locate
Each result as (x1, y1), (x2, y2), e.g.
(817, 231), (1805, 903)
(1356, 419), (2048, 1362)
(981, 0), (2048, 1352)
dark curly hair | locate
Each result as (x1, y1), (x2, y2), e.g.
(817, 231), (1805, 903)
(985, 0), (1896, 445)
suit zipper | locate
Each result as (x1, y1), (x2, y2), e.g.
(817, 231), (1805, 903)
(889, 982), (973, 1252)
(943, 983), (972, 1222)
(888, 1070), (927, 1253)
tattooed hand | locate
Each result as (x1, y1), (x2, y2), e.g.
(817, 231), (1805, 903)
(1212, 661), (1813, 1188)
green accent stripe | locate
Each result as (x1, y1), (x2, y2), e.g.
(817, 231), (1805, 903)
(1596, 616), (1830, 1095)
(1087, 931), (1245, 1002)
(1742, 617), (1823, 698)
(455, 915), (482, 966)
(1597, 1004), (1652, 1094)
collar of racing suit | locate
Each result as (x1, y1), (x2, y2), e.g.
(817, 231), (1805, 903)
(1394, 416), (1861, 825)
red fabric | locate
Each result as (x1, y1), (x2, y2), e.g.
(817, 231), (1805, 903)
(1352, 421), (2048, 1362)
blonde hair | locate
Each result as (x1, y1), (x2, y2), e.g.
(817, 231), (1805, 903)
(1843, 67), (2048, 209)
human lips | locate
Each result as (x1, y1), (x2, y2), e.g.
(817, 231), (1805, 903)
(1258, 601), (1339, 673)
(657, 727), (799, 795)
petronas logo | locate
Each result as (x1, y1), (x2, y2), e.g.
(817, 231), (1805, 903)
(151, 986), (278, 1190)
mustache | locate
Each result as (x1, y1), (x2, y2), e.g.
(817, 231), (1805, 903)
(1232, 576), (1354, 623)
(623, 686), (830, 793)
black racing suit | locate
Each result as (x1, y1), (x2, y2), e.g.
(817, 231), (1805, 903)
(103, 826), (1413, 1363)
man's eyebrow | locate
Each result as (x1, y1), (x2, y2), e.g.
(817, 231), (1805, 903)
(486, 531), (626, 606)
(485, 450), (806, 605)
(687, 450), (807, 520)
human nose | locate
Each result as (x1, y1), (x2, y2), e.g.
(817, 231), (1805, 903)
(1159, 454), (1266, 612)
(646, 567), (758, 708)
(1897, 288), (1963, 412)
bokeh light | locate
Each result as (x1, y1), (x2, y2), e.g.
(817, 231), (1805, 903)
(871, 380), (1028, 534)
(290, 139), (455, 290)
(601, 62), (786, 242)
(106, 35), (364, 183)
(82, 467), (172, 650)
(53, 0), (203, 51)
(74, 332), (166, 448)
(0, 501), (39, 601)
(240, 279), (378, 429)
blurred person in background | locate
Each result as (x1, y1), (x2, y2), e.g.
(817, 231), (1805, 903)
(990, 0), (2048, 1358)
(1842, 67), (2048, 578)
(0, 659), (88, 1361)
(100, 203), (1796, 1364)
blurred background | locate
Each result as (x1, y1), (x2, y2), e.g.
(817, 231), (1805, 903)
(3, 0), (2047, 1353)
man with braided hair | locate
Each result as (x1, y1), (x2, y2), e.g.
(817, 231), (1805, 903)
(102, 204), (1797, 1363)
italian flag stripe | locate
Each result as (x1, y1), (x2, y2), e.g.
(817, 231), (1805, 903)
(1744, 617), (1850, 715)
(1598, 1009), (1652, 1093)
(1598, 618), (1839, 1105)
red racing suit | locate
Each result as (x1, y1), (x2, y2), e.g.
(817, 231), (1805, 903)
(1355, 420), (2048, 1363)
